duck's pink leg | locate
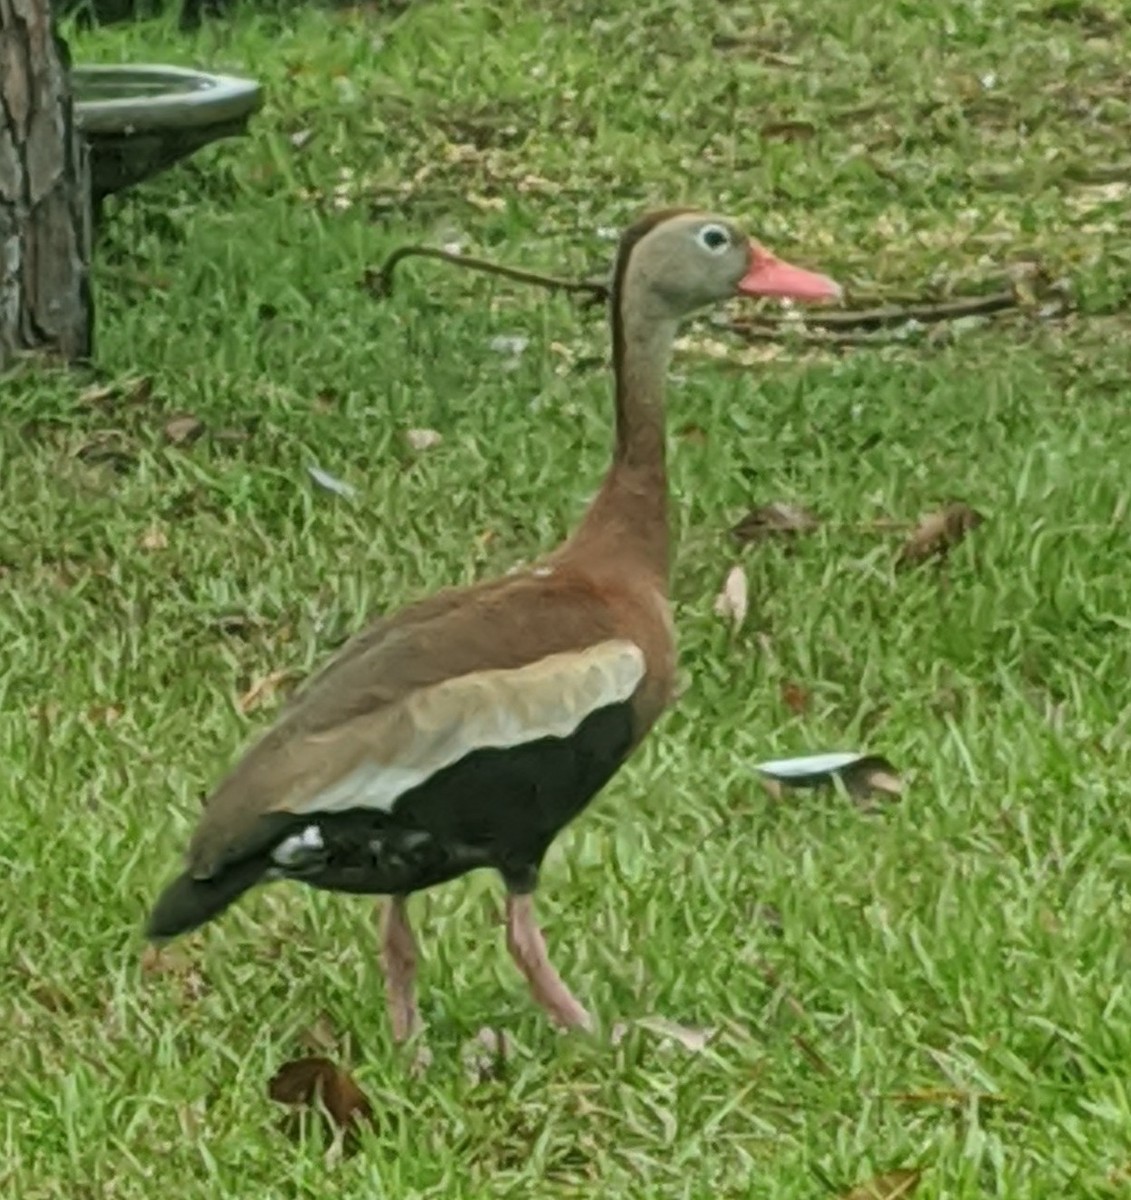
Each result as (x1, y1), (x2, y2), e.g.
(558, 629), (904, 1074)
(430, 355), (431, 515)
(378, 895), (429, 1063)
(505, 893), (594, 1032)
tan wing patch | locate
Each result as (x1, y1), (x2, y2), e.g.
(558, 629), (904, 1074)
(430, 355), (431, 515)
(287, 639), (645, 816)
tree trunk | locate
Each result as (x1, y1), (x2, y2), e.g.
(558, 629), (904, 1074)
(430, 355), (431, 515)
(0, 0), (93, 371)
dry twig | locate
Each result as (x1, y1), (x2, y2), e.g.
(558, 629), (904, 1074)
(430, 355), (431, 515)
(365, 244), (1070, 350)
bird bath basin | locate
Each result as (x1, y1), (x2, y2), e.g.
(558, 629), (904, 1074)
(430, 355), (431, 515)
(73, 64), (262, 205)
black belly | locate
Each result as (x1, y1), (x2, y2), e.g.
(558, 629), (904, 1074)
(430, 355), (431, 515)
(280, 701), (635, 896)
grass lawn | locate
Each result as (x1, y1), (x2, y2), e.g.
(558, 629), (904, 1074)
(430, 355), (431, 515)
(5, 0), (1131, 1194)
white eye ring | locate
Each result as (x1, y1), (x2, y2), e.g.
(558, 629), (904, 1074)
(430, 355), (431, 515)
(696, 223), (730, 254)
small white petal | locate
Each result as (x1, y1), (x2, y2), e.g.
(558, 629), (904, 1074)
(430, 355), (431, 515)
(754, 752), (868, 779)
(307, 465), (356, 498)
(489, 335), (529, 357)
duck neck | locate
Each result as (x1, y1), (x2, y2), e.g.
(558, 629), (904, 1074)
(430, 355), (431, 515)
(563, 286), (677, 587)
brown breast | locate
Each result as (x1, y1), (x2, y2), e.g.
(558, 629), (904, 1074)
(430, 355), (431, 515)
(562, 567), (676, 744)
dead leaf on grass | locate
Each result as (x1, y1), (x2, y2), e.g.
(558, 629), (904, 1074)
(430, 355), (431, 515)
(838, 1167), (923, 1200)
(85, 703), (122, 725)
(850, 758), (904, 800)
(75, 431), (137, 471)
(28, 983), (75, 1014)
(731, 501), (820, 544)
(780, 681), (811, 714)
(299, 1011), (341, 1056)
(1107, 1163), (1131, 1188)
(897, 502), (984, 566)
(710, 34), (802, 67)
(140, 943), (207, 1001)
(405, 427), (443, 452)
(637, 1016), (716, 1052)
(212, 612), (269, 639)
(461, 1026), (511, 1083)
(268, 1056), (375, 1147)
(238, 669), (293, 714)
(713, 564), (749, 630)
(78, 382), (117, 407)
(611, 1016), (717, 1053)
(163, 414), (205, 446)
(124, 377), (154, 406)
(79, 376), (153, 410)
(141, 943), (193, 977)
(760, 119), (817, 141)
(177, 1100), (206, 1140)
(270, 1060), (377, 1152)
(676, 422), (708, 445)
(139, 525), (168, 552)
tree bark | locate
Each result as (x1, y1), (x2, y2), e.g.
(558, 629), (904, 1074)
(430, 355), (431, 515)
(0, 0), (93, 371)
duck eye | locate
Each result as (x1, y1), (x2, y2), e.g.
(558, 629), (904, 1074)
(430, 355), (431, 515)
(697, 224), (730, 253)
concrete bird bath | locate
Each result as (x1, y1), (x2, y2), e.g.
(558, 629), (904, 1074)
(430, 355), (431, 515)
(73, 64), (263, 206)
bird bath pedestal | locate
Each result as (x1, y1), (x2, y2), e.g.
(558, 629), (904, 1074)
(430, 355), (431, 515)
(73, 64), (262, 211)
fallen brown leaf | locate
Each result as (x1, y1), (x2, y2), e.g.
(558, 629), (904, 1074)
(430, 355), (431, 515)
(843, 756), (904, 801)
(760, 119), (817, 141)
(75, 431), (136, 471)
(780, 681), (810, 714)
(731, 501), (820, 544)
(1108, 1163), (1131, 1188)
(238, 669), (293, 714)
(711, 34), (802, 66)
(267, 1056), (374, 1143)
(212, 613), (268, 639)
(839, 1167), (922, 1200)
(139, 525), (168, 552)
(760, 777), (786, 801)
(176, 1100), (205, 1140)
(28, 983), (75, 1014)
(632, 1016), (716, 1052)
(78, 382), (117, 407)
(299, 1011), (340, 1056)
(609, 1017), (717, 1052)
(127, 376), (154, 405)
(897, 502), (984, 567)
(140, 943), (207, 1001)
(676, 421), (708, 445)
(86, 704), (122, 725)
(79, 376), (153, 410)
(461, 1027), (510, 1083)
(141, 943), (194, 977)
(713, 564), (749, 630)
(164, 414), (205, 446)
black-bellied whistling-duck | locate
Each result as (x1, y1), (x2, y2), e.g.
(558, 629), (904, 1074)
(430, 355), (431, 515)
(146, 208), (840, 1048)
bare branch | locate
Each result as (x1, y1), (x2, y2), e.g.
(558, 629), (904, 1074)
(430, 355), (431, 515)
(364, 244), (608, 305)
